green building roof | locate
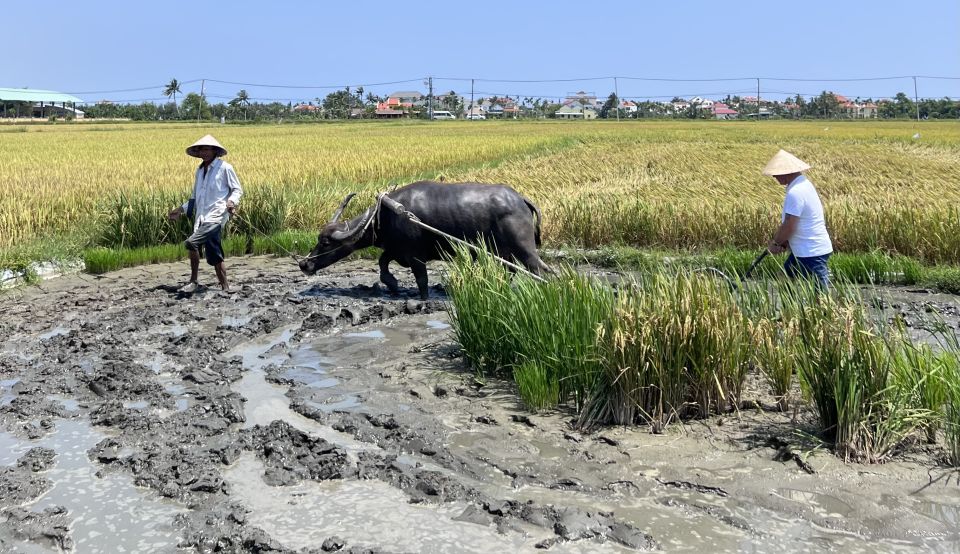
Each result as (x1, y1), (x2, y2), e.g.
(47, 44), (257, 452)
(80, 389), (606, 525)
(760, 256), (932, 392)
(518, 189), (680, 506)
(0, 88), (84, 103)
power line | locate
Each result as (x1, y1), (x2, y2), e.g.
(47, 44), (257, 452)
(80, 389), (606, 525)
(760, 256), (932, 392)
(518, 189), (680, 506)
(202, 77), (426, 90)
(46, 74), (960, 97)
(758, 76), (914, 82)
(64, 80), (202, 94)
(434, 76), (615, 83)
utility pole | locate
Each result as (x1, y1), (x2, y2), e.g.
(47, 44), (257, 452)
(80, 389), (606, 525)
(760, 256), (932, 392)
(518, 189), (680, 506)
(428, 76), (434, 120)
(756, 78), (761, 120)
(913, 76), (920, 122)
(614, 77), (620, 121)
(470, 78), (474, 120)
(198, 79), (205, 124)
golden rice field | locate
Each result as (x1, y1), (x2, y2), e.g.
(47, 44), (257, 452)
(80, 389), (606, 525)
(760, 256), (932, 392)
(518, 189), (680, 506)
(2, 119), (959, 263)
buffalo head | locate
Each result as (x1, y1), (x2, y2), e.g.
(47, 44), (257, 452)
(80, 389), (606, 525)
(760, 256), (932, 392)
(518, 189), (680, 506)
(299, 193), (374, 275)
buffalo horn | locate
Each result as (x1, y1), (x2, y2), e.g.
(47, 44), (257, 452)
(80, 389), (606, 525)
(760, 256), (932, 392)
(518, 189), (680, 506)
(331, 207), (375, 241)
(330, 193), (357, 224)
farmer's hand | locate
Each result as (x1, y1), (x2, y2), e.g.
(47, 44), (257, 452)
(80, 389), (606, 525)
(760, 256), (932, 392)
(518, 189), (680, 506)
(168, 206), (183, 220)
(227, 200), (237, 215)
(767, 240), (786, 254)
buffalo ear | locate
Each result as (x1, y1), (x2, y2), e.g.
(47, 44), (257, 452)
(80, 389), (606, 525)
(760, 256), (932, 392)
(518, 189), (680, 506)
(330, 193), (357, 224)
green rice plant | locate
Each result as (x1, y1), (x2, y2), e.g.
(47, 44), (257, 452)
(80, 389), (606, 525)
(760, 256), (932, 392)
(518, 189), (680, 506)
(98, 191), (193, 248)
(83, 244), (185, 273)
(923, 267), (960, 295)
(504, 267), (614, 409)
(83, 235), (249, 274)
(445, 246), (517, 373)
(751, 316), (800, 411)
(589, 269), (751, 430)
(928, 323), (960, 466)
(249, 230), (315, 257)
(445, 246), (614, 409)
(893, 341), (948, 443)
(944, 355), (960, 466)
(514, 360), (561, 412)
(826, 251), (923, 285)
(787, 286), (933, 462)
(899, 256), (924, 285)
(230, 186), (290, 239)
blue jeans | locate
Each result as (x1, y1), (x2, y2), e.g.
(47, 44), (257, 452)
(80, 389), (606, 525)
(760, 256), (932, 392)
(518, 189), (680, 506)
(784, 253), (831, 289)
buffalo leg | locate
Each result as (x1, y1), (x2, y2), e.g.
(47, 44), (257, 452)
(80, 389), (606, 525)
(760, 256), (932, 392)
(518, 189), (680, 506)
(411, 259), (430, 300)
(379, 253), (400, 294)
(517, 251), (554, 275)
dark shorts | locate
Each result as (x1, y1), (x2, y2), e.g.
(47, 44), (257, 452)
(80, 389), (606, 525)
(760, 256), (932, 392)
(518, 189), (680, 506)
(184, 218), (228, 266)
(784, 252), (831, 289)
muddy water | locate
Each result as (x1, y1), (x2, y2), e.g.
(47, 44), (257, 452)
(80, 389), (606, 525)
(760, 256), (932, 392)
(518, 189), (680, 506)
(1, 257), (959, 552)
(2, 421), (185, 552)
(225, 453), (555, 553)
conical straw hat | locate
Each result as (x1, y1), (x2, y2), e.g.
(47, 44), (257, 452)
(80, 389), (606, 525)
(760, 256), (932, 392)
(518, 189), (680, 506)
(186, 134), (227, 158)
(761, 149), (810, 176)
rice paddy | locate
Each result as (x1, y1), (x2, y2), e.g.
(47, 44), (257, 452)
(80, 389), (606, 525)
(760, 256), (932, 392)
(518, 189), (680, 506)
(4, 118), (960, 463)
(2, 120), (959, 267)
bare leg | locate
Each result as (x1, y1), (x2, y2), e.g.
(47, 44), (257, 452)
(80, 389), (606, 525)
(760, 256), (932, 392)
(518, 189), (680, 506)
(188, 250), (200, 283)
(411, 259), (429, 300)
(379, 253), (400, 294)
(214, 262), (229, 290)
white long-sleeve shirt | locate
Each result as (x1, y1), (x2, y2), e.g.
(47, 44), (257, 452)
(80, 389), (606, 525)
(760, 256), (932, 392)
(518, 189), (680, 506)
(181, 159), (243, 231)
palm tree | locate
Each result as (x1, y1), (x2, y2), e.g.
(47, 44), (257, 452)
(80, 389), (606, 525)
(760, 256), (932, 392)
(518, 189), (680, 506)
(163, 79), (182, 114)
(233, 89), (250, 120)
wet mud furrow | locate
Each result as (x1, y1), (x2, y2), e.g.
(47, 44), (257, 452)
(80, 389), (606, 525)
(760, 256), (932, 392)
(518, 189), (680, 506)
(1, 257), (959, 553)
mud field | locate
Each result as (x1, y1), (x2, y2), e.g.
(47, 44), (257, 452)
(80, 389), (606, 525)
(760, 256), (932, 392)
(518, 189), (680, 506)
(1, 256), (959, 553)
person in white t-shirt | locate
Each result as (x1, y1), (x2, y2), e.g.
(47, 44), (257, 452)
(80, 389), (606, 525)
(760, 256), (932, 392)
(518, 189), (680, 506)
(762, 149), (833, 288)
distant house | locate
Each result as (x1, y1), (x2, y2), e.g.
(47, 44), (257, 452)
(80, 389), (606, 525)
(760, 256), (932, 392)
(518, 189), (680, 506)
(375, 108), (404, 119)
(672, 99), (690, 112)
(712, 103), (738, 120)
(292, 104), (319, 113)
(690, 96), (715, 109)
(386, 91), (424, 107)
(0, 87), (85, 119)
(478, 97), (518, 118)
(835, 94), (878, 119)
(858, 102), (878, 118)
(555, 105), (597, 119)
(562, 91), (599, 108)
(620, 100), (638, 114)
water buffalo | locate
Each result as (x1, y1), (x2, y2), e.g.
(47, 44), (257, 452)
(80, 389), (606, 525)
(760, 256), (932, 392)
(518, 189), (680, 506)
(299, 181), (550, 299)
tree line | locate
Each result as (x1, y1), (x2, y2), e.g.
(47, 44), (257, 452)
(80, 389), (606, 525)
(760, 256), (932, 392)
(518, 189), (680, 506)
(68, 79), (960, 121)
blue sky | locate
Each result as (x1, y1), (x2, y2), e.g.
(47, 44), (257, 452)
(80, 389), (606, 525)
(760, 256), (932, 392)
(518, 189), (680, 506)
(4, 0), (958, 104)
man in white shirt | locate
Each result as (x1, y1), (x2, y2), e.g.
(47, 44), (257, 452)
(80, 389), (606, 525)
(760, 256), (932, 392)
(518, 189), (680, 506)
(763, 149), (833, 288)
(167, 135), (243, 293)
